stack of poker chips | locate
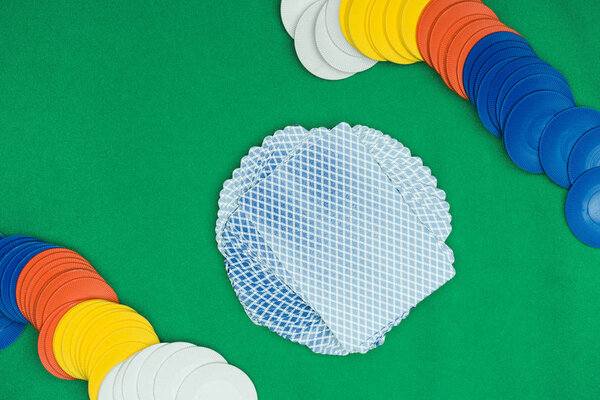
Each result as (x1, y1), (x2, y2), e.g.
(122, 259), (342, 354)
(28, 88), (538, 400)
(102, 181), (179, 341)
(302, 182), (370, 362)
(217, 123), (455, 355)
(0, 235), (257, 400)
(99, 342), (256, 400)
(282, 0), (600, 248)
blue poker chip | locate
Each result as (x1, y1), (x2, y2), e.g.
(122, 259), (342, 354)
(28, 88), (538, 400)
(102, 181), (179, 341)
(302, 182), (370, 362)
(0, 320), (26, 350)
(0, 237), (42, 318)
(485, 58), (549, 136)
(540, 108), (600, 188)
(476, 56), (539, 137)
(504, 91), (574, 173)
(472, 48), (537, 108)
(499, 74), (574, 130)
(463, 31), (532, 101)
(568, 128), (600, 184)
(2, 242), (57, 323)
(565, 167), (600, 248)
(495, 64), (568, 130)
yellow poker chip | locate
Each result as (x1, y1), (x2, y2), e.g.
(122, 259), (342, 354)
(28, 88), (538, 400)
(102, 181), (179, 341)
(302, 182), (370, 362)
(87, 325), (158, 376)
(369, 0), (415, 64)
(59, 300), (110, 379)
(347, 0), (387, 61)
(73, 305), (136, 378)
(339, 0), (356, 47)
(78, 310), (145, 378)
(401, 0), (433, 60)
(384, 0), (419, 62)
(88, 341), (157, 400)
(53, 300), (105, 380)
(67, 302), (129, 379)
(83, 319), (156, 376)
(71, 303), (136, 377)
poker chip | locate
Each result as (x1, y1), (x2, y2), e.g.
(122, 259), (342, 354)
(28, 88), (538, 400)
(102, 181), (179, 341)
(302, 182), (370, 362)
(153, 346), (226, 400)
(346, 0), (386, 61)
(483, 57), (548, 135)
(96, 342), (256, 400)
(504, 91), (574, 173)
(327, 0), (366, 57)
(384, 0), (421, 62)
(435, 15), (495, 83)
(568, 128), (600, 184)
(475, 56), (539, 136)
(463, 33), (532, 101)
(540, 108), (600, 188)
(315, 3), (377, 73)
(565, 167), (600, 248)
(217, 123), (455, 355)
(446, 20), (515, 98)
(471, 47), (536, 111)
(498, 74), (574, 129)
(175, 364), (257, 400)
(281, 0), (320, 38)
(295, 1), (356, 80)
(369, 0), (415, 64)
(427, 2), (497, 70)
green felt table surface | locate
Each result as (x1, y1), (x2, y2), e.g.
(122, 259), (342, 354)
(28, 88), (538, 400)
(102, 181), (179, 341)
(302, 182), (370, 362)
(0, 1), (598, 399)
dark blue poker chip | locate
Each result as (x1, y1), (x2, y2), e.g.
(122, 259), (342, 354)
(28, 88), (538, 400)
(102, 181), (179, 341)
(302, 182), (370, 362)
(2, 242), (57, 323)
(540, 108), (600, 188)
(0, 237), (42, 321)
(0, 320), (26, 350)
(476, 56), (540, 137)
(565, 167), (600, 248)
(495, 64), (568, 130)
(462, 31), (532, 101)
(472, 47), (537, 108)
(499, 74), (574, 130)
(568, 128), (600, 184)
(0, 240), (48, 322)
(485, 58), (549, 135)
(504, 91), (574, 173)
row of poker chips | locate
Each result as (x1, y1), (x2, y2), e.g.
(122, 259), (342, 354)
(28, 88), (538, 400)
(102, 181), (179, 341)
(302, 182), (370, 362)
(99, 342), (256, 400)
(281, 0), (600, 248)
(0, 234), (257, 400)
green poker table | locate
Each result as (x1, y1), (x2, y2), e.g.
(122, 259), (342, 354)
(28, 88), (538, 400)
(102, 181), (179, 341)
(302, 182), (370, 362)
(0, 1), (598, 399)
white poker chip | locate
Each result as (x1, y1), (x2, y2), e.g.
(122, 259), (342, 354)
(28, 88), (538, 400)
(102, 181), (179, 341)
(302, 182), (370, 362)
(315, 3), (376, 73)
(136, 342), (196, 400)
(294, 1), (354, 80)
(112, 358), (131, 400)
(119, 343), (168, 399)
(325, 0), (364, 57)
(153, 347), (227, 400)
(280, 0), (320, 38)
(98, 361), (124, 400)
(175, 364), (257, 400)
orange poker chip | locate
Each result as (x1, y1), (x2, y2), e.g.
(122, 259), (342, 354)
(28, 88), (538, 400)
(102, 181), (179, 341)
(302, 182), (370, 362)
(436, 15), (497, 90)
(21, 254), (94, 313)
(31, 269), (103, 328)
(428, 1), (497, 72)
(444, 19), (516, 98)
(20, 258), (94, 325)
(37, 301), (79, 380)
(25, 262), (96, 328)
(416, 0), (479, 66)
(41, 277), (118, 325)
(16, 248), (90, 314)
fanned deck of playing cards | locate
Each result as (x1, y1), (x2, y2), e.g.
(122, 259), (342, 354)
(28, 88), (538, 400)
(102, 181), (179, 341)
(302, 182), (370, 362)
(216, 123), (455, 355)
